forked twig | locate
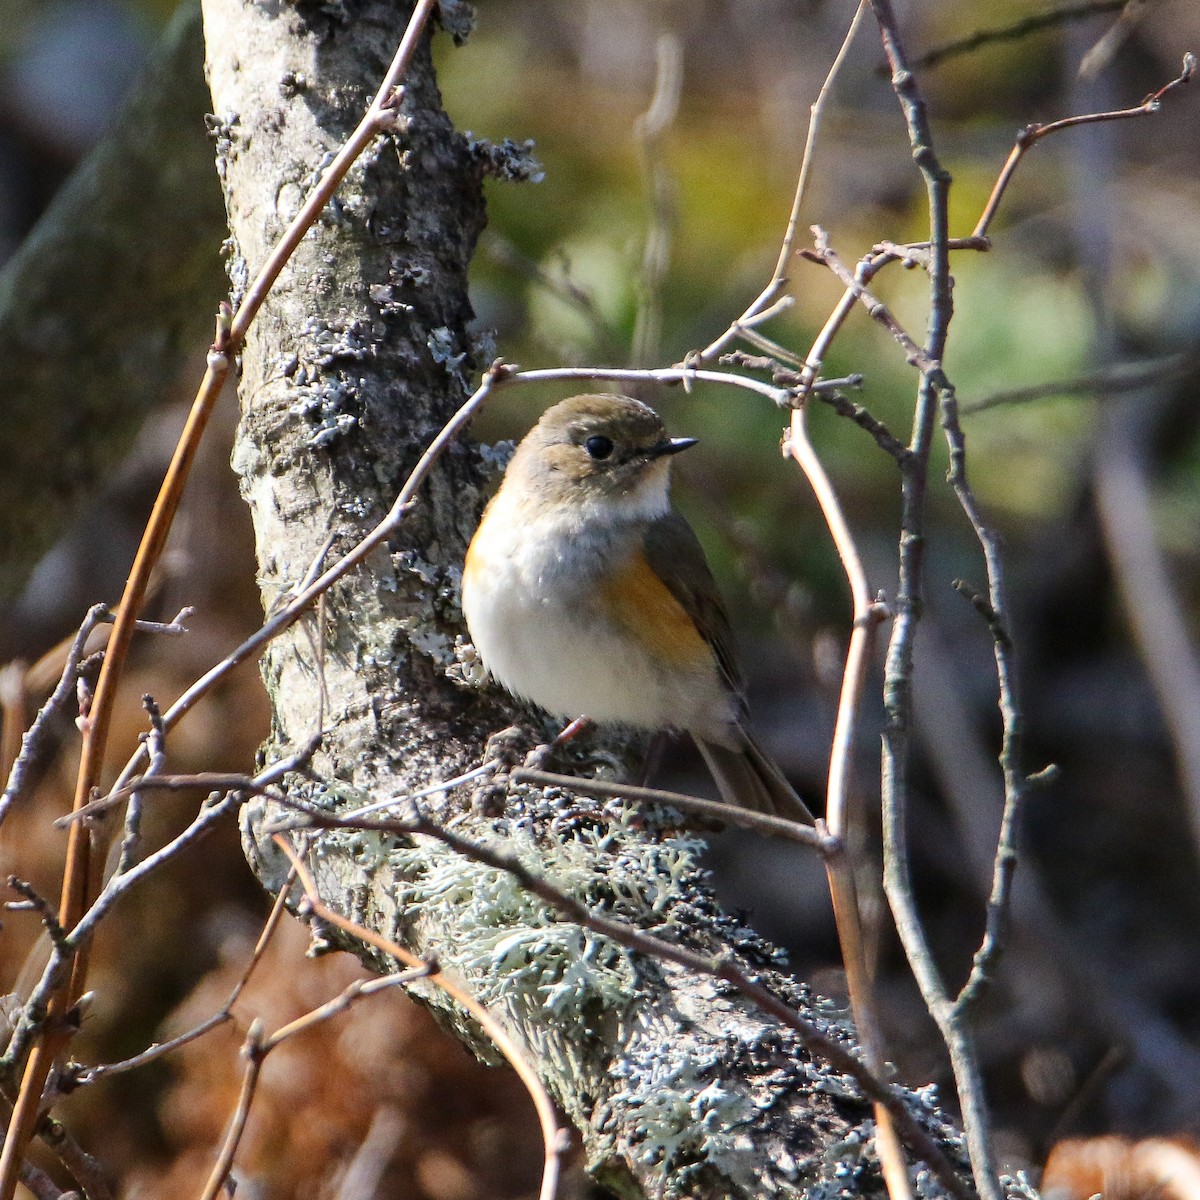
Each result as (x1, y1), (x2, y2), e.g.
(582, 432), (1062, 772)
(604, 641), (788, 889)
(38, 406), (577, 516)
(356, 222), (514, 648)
(0, 5), (444, 1195)
(273, 838), (567, 1200)
(867, 3), (1005, 1198)
(973, 54), (1194, 241)
(694, 1), (869, 366)
(274, 801), (970, 1200)
(196, 969), (430, 1200)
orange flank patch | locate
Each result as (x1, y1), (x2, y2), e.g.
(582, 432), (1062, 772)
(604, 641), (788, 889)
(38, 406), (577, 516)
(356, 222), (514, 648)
(463, 528), (484, 590)
(601, 551), (710, 667)
(462, 505), (495, 592)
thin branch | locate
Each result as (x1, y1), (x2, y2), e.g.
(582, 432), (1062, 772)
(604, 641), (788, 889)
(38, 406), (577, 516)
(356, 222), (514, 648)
(510, 766), (824, 847)
(278, 804), (971, 1200)
(340, 761), (499, 821)
(70, 793), (242, 954)
(0, 605), (107, 827)
(937, 396), (1031, 1014)
(694, 1), (869, 365)
(196, 1018), (265, 1200)
(972, 54), (1194, 241)
(869, 4), (1004, 1199)
(813, 387), (911, 464)
(275, 839), (568, 1200)
(259, 970), (428, 1055)
(961, 353), (1190, 413)
(58, 772), (289, 826)
(791, 234), (987, 407)
(12, 1160), (72, 1200)
(906, 1), (1127, 73)
(97, 605), (195, 637)
(4, 879), (68, 953)
(334, 1106), (406, 1200)
(113, 696), (164, 876)
(784, 402), (908, 1200)
(511, 364), (794, 407)
(34, 1116), (112, 1200)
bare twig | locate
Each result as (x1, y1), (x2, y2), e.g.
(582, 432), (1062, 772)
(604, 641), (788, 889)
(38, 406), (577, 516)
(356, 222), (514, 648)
(784, 401), (908, 1199)
(694, 1), (869, 365)
(34, 1117), (111, 1200)
(278, 803), (971, 1199)
(196, 1017), (265, 1200)
(906, 1), (1127, 73)
(11, 1160), (70, 1200)
(937, 397), (1031, 1014)
(727, 348), (908, 462)
(510, 766), (823, 847)
(97, 605), (195, 636)
(4, 879), (68, 953)
(961, 353), (1190, 413)
(511, 364), (794, 406)
(973, 54), (1194, 241)
(0, 605), (107, 827)
(340, 761), (500, 821)
(868, 4), (1003, 1199)
(58, 772), (290, 826)
(274, 839), (568, 1200)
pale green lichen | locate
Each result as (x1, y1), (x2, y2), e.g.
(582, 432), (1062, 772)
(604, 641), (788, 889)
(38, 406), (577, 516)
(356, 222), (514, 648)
(386, 818), (644, 1031)
(603, 1047), (765, 1196)
(1000, 1172), (1041, 1200)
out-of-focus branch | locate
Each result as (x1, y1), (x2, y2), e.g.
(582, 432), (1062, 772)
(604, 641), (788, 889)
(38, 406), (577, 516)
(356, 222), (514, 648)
(0, 6), (225, 601)
(631, 33), (683, 368)
(906, 1), (1127, 73)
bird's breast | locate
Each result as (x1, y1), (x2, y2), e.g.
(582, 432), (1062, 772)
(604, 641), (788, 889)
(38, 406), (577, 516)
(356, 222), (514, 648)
(462, 503), (729, 731)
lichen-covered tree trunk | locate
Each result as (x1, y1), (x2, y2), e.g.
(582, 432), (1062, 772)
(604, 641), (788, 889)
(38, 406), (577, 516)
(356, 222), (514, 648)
(202, 3), (968, 1196)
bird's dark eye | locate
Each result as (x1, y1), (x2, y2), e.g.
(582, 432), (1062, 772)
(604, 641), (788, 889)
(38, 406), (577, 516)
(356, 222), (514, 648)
(584, 435), (614, 460)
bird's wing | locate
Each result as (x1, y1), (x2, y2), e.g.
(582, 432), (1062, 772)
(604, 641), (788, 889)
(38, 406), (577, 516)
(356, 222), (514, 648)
(642, 512), (746, 704)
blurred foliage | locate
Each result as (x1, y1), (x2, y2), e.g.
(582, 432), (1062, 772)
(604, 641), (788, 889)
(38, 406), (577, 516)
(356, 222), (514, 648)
(438, 0), (1200, 630)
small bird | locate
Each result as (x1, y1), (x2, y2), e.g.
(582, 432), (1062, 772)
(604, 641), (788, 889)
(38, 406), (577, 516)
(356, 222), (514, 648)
(462, 393), (812, 824)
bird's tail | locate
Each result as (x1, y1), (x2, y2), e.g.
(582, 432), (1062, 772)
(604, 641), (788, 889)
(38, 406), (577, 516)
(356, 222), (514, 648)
(695, 727), (814, 825)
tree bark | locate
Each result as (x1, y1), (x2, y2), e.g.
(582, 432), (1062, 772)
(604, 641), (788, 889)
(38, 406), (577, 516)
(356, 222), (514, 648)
(203, 3), (973, 1196)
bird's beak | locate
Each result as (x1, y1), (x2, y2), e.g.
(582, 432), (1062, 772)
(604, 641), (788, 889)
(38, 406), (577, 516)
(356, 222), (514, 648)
(650, 436), (698, 459)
